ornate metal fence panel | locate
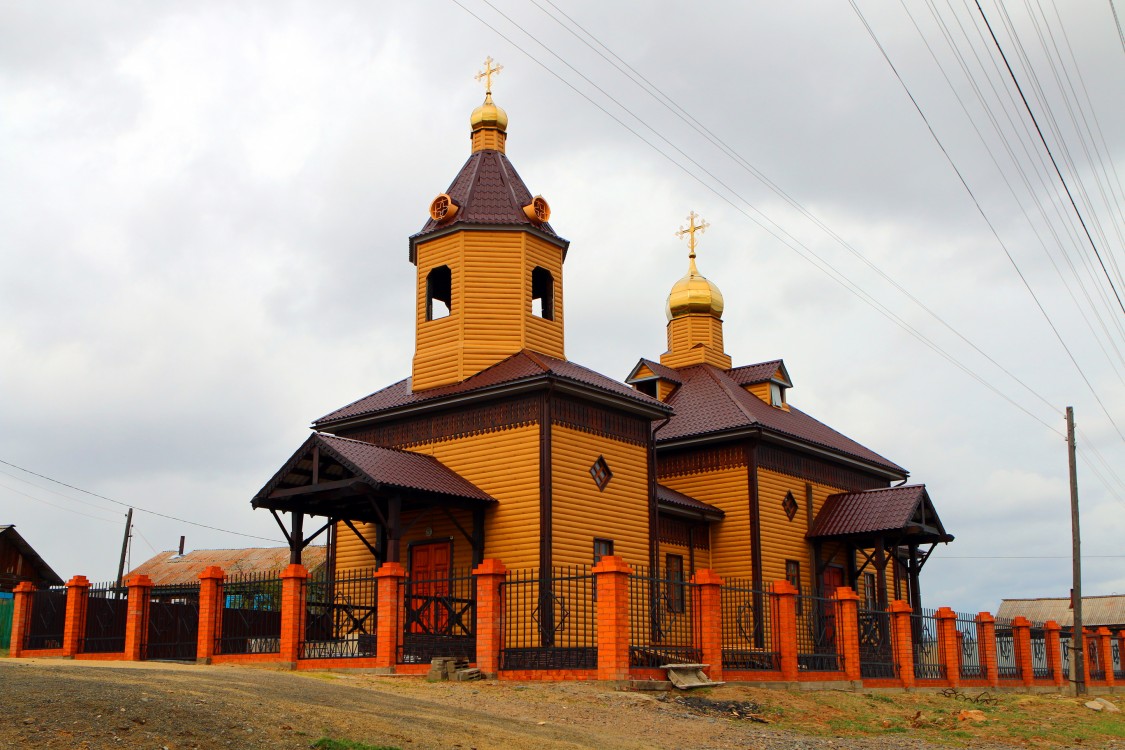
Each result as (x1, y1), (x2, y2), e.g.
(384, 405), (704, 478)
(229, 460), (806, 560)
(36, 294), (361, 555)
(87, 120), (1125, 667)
(400, 568), (475, 664)
(858, 606), (895, 679)
(629, 566), (700, 668)
(720, 579), (777, 671)
(1113, 637), (1123, 680)
(956, 612), (983, 679)
(1060, 630), (1072, 679)
(1088, 633), (1106, 680)
(911, 608), (945, 680)
(23, 586), (67, 650)
(1029, 624), (1050, 679)
(144, 584), (200, 661)
(994, 617), (1021, 682)
(81, 582), (127, 654)
(500, 566), (596, 670)
(301, 567), (378, 659)
(217, 573), (281, 655)
(794, 593), (840, 672)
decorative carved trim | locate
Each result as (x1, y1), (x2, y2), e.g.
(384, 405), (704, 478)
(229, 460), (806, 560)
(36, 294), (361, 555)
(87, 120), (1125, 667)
(658, 516), (710, 550)
(656, 444), (746, 478)
(552, 395), (649, 446)
(758, 443), (887, 492)
(341, 396), (539, 447)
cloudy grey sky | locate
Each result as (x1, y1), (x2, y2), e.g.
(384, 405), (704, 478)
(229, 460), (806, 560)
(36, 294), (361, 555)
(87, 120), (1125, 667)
(2, 1), (1122, 614)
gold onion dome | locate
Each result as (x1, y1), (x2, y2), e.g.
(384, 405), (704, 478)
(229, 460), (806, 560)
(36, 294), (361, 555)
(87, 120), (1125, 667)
(470, 92), (508, 132)
(667, 211), (724, 320)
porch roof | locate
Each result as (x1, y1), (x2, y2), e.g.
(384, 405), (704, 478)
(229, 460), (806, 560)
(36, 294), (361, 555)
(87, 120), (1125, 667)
(808, 484), (953, 545)
(656, 484), (725, 521)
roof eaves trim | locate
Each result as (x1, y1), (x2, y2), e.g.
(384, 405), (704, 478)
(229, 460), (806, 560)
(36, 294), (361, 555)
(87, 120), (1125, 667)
(409, 223), (571, 264)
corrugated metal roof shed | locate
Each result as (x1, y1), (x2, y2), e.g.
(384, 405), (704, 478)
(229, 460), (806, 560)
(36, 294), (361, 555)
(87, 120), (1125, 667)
(128, 546), (328, 585)
(997, 596), (1125, 628)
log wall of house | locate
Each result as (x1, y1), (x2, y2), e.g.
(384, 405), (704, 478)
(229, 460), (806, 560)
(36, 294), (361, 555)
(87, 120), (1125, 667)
(659, 466), (751, 579)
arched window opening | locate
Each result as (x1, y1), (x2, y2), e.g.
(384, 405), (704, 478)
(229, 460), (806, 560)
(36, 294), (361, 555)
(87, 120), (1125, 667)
(426, 265), (452, 320)
(531, 266), (554, 320)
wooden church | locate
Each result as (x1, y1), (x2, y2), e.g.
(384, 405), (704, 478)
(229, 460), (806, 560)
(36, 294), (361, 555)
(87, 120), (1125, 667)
(252, 60), (951, 611)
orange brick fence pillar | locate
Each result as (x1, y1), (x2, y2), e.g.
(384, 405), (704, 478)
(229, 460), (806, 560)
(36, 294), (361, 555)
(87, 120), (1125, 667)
(693, 569), (723, 683)
(123, 574), (153, 661)
(62, 575), (90, 658)
(196, 565), (224, 664)
(1045, 621), (1064, 687)
(593, 555), (631, 682)
(977, 612), (999, 688)
(936, 607), (960, 688)
(375, 562), (406, 671)
(834, 587), (861, 683)
(9, 581), (35, 658)
(473, 559), (506, 676)
(890, 600), (915, 689)
(1098, 628), (1115, 686)
(1013, 616), (1034, 687)
(278, 563), (308, 667)
(772, 580), (799, 682)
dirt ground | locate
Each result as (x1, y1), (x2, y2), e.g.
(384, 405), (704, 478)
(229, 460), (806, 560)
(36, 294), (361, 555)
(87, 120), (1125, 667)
(1, 659), (1122, 750)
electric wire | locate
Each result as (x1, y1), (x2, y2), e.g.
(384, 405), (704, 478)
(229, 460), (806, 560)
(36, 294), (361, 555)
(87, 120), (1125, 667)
(0, 479), (121, 524)
(1112, 0), (1125, 54)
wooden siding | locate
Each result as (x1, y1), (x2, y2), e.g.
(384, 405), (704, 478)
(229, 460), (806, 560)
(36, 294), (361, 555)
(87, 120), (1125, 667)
(757, 468), (847, 594)
(412, 424), (542, 571)
(524, 235), (565, 357)
(660, 314), (731, 369)
(746, 382), (771, 404)
(659, 541), (710, 575)
(413, 233), (463, 390)
(660, 467), (750, 579)
(336, 521), (379, 571)
(549, 425), (649, 569)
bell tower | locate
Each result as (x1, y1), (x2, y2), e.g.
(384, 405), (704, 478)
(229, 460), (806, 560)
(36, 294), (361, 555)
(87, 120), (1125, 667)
(408, 59), (569, 392)
(660, 212), (732, 369)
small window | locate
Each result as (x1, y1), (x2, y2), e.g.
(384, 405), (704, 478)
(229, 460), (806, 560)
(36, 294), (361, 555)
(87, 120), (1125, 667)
(426, 265), (452, 320)
(666, 554), (685, 613)
(863, 572), (878, 609)
(589, 456), (612, 491)
(634, 380), (657, 398)
(769, 382), (785, 407)
(786, 560), (802, 614)
(531, 266), (554, 320)
(593, 538), (613, 565)
(782, 490), (798, 521)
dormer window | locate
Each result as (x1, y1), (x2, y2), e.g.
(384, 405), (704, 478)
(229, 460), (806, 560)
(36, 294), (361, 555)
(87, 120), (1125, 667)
(769, 382), (786, 408)
(426, 265), (452, 320)
(531, 266), (554, 320)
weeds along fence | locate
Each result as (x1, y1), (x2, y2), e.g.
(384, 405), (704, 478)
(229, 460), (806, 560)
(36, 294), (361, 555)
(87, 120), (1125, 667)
(23, 586), (66, 650)
(628, 566), (700, 668)
(720, 579), (778, 672)
(500, 566), (596, 670)
(794, 593), (840, 672)
(81, 581), (127, 654)
(301, 567), (378, 659)
(217, 572), (282, 655)
(911, 608), (945, 681)
(399, 568), (475, 664)
(956, 611), (984, 680)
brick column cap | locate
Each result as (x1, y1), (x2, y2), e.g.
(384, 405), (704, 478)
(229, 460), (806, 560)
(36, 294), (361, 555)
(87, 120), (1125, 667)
(67, 575), (90, 588)
(473, 558), (507, 576)
(936, 606), (956, 619)
(1045, 620), (1061, 631)
(125, 574), (153, 588)
(592, 555), (632, 575)
(199, 565), (225, 581)
(374, 561), (407, 578)
(280, 563), (309, 580)
(773, 579), (797, 595)
(833, 586), (859, 602)
(1012, 616), (1031, 627)
(691, 568), (723, 586)
(1097, 626), (1112, 636)
(14, 581), (36, 593)
(889, 599), (913, 613)
(977, 611), (995, 623)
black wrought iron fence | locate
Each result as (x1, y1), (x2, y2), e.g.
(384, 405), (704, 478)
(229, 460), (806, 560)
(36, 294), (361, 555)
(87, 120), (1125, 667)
(911, 608), (945, 680)
(994, 617), (1021, 682)
(144, 584), (200, 661)
(1113, 636), (1123, 680)
(500, 566), (596, 670)
(956, 612), (983, 679)
(301, 567), (378, 659)
(794, 593), (841, 672)
(858, 606), (895, 679)
(217, 572), (282, 655)
(720, 579), (777, 671)
(399, 568), (475, 664)
(23, 586), (67, 650)
(629, 566), (700, 668)
(81, 582), (127, 654)
(1060, 630), (1072, 679)
(1029, 623), (1050, 679)
(1088, 632), (1106, 680)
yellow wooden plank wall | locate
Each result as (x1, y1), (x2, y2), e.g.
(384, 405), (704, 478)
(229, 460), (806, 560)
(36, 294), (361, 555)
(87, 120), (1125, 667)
(660, 466), (750, 579)
(413, 234), (463, 390)
(745, 382), (770, 404)
(658, 540), (711, 574)
(336, 521), (379, 571)
(411, 424), (542, 571)
(523, 235), (564, 358)
(462, 232), (524, 375)
(549, 425), (649, 569)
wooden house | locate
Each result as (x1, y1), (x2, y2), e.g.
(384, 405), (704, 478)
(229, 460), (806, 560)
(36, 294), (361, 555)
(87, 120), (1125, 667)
(251, 66), (951, 611)
(0, 525), (63, 593)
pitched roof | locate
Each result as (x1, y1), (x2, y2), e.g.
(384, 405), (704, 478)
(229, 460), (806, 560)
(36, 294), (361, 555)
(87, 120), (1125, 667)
(253, 433), (495, 505)
(127, 546), (328, 586)
(996, 596), (1125, 628)
(656, 484), (725, 519)
(809, 484), (950, 540)
(727, 359), (790, 387)
(409, 149), (567, 261)
(626, 358), (683, 386)
(0, 525), (63, 588)
(656, 364), (904, 474)
(315, 350), (670, 428)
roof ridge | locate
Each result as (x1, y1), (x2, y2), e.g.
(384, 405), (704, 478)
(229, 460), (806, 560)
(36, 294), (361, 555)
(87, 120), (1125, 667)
(314, 377), (409, 424)
(497, 152), (524, 214)
(701, 365), (760, 424)
(519, 349), (553, 372)
(459, 151), (486, 218)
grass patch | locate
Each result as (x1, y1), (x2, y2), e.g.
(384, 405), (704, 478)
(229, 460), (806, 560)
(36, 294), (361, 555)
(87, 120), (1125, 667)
(311, 738), (401, 750)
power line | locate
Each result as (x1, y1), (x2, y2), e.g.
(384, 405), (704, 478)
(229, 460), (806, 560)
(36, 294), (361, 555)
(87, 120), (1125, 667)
(0, 479), (121, 524)
(1111, 0), (1125, 55)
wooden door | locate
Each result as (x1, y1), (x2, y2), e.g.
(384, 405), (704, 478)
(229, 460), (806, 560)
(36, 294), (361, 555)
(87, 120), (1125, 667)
(409, 541), (452, 634)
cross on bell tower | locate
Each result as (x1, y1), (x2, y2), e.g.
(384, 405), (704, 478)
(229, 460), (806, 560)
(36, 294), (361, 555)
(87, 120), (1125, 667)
(676, 210), (709, 259)
(475, 56), (503, 94)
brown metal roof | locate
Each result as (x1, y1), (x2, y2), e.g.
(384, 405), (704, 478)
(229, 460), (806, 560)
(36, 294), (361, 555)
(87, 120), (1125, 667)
(997, 596), (1125, 628)
(727, 359), (789, 387)
(656, 484), (724, 520)
(253, 433), (495, 506)
(409, 149), (568, 262)
(0, 525), (63, 587)
(657, 364), (905, 474)
(626, 358), (683, 386)
(315, 349), (670, 428)
(809, 485), (950, 541)
(127, 546), (328, 585)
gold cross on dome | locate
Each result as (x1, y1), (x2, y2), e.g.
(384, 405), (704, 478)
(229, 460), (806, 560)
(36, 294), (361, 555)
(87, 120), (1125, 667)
(475, 56), (503, 94)
(676, 211), (709, 258)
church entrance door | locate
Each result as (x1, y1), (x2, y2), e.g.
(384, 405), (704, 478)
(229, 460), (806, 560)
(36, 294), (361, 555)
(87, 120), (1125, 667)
(408, 540), (452, 635)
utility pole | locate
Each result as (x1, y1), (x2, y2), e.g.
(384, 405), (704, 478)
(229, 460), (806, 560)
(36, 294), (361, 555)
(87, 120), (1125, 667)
(115, 507), (133, 590)
(1067, 407), (1085, 695)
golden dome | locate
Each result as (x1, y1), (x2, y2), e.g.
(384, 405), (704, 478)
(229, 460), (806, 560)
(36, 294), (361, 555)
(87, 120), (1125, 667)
(666, 256), (724, 320)
(470, 92), (508, 132)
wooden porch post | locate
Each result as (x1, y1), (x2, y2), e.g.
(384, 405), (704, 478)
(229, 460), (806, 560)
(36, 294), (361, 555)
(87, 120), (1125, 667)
(471, 507), (486, 568)
(289, 510), (304, 566)
(907, 543), (923, 615)
(874, 538), (887, 609)
(386, 494), (402, 564)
